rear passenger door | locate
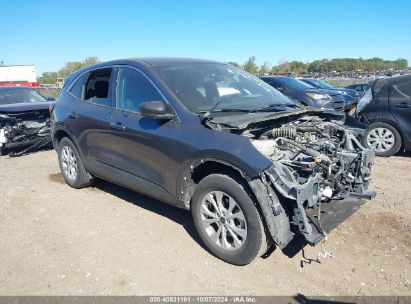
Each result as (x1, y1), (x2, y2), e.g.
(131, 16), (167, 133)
(66, 67), (116, 171)
(107, 66), (182, 202)
(389, 79), (411, 139)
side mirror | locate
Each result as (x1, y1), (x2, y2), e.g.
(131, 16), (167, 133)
(47, 97), (56, 101)
(140, 100), (174, 121)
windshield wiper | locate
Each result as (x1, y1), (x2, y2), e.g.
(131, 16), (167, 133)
(248, 103), (300, 112)
(199, 98), (227, 122)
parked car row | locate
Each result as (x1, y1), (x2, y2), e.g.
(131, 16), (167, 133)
(260, 76), (349, 111)
(260, 76), (366, 112)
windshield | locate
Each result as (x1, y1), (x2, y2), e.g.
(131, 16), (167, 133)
(0, 88), (47, 105)
(308, 79), (334, 90)
(274, 77), (314, 91)
(153, 63), (296, 113)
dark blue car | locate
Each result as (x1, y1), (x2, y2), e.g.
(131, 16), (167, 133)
(260, 76), (346, 111)
(299, 78), (360, 110)
(50, 58), (375, 265)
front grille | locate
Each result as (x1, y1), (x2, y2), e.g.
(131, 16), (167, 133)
(333, 100), (345, 111)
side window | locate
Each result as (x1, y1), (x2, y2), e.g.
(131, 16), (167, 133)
(394, 80), (411, 98)
(69, 73), (88, 99)
(267, 80), (281, 89)
(116, 67), (163, 112)
(84, 68), (113, 106)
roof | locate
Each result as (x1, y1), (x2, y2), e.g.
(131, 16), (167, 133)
(130, 57), (219, 66)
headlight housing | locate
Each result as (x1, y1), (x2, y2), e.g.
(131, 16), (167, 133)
(356, 88), (373, 114)
(306, 92), (332, 101)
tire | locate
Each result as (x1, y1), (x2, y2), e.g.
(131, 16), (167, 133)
(191, 173), (265, 265)
(58, 137), (93, 188)
(363, 122), (402, 157)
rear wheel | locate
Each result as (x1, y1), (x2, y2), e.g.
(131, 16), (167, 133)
(58, 137), (93, 188)
(191, 173), (265, 265)
(364, 122), (402, 157)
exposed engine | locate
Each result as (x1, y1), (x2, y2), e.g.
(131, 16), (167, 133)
(247, 115), (375, 242)
(0, 111), (51, 157)
(251, 116), (374, 201)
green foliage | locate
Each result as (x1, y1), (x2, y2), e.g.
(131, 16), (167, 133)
(243, 56), (258, 75)
(57, 56), (100, 78)
(37, 56), (100, 84)
(236, 56), (408, 76)
(258, 61), (271, 75)
(307, 57), (408, 73)
(227, 61), (241, 68)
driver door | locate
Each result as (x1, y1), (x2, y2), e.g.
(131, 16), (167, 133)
(107, 66), (182, 202)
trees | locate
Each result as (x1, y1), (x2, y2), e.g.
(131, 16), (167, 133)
(243, 56), (258, 75)
(57, 56), (100, 78)
(258, 61), (271, 76)
(38, 57), (100, 84)
(306, 57), (408, 73)
(227, 61), (241, 68)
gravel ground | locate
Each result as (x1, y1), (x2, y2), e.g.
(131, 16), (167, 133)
(0, 149), (410, 296)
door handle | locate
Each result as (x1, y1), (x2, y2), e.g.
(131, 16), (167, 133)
(396, 102), (409, 108)
(110, 122), (126, 131)
(69, 112), (79, 119)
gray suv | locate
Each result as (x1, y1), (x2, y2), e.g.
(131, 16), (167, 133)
(50, 58), (375, 265)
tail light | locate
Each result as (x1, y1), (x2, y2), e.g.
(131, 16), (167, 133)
(356, 88), (373, 115)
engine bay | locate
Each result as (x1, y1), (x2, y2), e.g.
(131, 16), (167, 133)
(240, 114), (376, 243)
(249, 115), (374, 201)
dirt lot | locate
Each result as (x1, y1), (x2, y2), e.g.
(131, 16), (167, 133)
(0, 149), (410, 296)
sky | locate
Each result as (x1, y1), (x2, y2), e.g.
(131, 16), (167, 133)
(1, 0), (410, 75)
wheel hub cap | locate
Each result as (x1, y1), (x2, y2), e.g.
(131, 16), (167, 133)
(61, 146), (78, 181)
(366, 127), (395, 152)
(200, 191), (247, 251)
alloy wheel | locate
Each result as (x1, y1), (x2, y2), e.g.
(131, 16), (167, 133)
(200, 191), (247, 251)
(61, 146), (78, 181)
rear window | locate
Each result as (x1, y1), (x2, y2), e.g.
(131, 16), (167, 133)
(69, 73), (88, 99)
(274, 77), (314, 91)
(68, 68), (113, 107)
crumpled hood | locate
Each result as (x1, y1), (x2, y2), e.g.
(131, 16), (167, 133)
(0, 102), (52, 113)
(207, 108), (346, 130)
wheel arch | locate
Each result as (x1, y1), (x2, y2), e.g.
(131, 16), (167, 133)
(52, 127), (87, 163)
(178, 158), (254, 210)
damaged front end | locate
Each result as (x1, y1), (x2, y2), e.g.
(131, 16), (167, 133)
(0, 109), (51, 157)
(247, 115), (375, 247)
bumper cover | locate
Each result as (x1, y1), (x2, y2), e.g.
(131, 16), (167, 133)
(298, 192), (375, 245)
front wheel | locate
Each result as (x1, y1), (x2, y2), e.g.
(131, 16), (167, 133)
(191, 173), (265, 265)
